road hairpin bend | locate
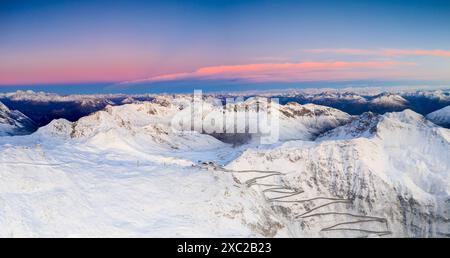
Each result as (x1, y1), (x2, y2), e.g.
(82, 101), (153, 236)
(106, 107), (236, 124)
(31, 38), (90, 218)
(201, 163), (392, 237)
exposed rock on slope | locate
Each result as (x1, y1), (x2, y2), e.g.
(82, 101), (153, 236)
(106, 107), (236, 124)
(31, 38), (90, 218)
(276, 102), (351, 141)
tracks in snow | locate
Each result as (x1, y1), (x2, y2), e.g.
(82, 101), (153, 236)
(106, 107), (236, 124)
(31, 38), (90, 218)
(205, 164), (392, 237)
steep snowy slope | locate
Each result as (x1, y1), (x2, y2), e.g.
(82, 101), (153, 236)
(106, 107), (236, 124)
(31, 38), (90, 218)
(0, 101), (36, 136)
(36, 99), (226, 152)
(226, 109), (450, 237)
(276, 102), (351, 140)
(427, 105), (450, 128)
(370, 93), (409, 108)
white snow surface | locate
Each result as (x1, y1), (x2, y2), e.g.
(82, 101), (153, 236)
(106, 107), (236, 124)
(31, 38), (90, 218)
(1, 96), (449, 237)
(369, 93), (409, 107)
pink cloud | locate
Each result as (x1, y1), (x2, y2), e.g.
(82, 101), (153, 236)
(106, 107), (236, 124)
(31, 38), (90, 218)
(305, 49), (379, 56)
(382, 49), (450, 57)
(306, 48), (450, 58)
(124, 61), (415, 84)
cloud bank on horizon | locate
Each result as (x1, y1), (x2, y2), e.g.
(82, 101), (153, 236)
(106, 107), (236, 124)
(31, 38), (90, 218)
(120, 60), (416, 85)
(305, 48), (450, 58)
(1, 0), (450, 89)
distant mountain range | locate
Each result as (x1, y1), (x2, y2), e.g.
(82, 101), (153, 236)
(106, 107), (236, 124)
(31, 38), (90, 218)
(1, 88), (448, 130)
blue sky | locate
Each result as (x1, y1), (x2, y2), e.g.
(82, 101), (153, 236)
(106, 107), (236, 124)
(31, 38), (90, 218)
(1, 0), (450, 93)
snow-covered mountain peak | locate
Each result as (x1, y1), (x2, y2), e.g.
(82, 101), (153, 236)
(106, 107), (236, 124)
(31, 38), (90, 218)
(69, 102), (175, 137)
(370, 93), (409, 107)
(294, 103), (348, 116)
(36, 118), (74, 138)
(381, 108), (429, 127)
(319, 109), (442, 141)
(318, 112), (381, 140)
(315, 109), (450, 197)
(34, 101), (227, 152)
(0, 101), (37, 136)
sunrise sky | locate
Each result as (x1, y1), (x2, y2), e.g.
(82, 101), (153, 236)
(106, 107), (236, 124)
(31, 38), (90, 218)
(1, 0), (450, 93)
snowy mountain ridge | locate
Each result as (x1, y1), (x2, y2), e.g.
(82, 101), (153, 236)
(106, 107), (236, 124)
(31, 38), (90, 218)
(226, 109), (450, 237)
(37, 96), (352, 145)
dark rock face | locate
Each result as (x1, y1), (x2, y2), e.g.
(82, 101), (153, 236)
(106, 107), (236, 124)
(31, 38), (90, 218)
(209, 132), (253, 146)
(0, 96), (155, 129)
